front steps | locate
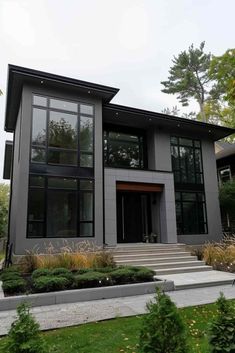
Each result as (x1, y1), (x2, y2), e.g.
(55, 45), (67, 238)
(112, 243), (212, 275)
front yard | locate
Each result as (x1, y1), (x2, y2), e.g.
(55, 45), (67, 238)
(0, 300), (234, 353)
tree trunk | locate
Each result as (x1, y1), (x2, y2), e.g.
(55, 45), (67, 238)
(199, 101), (207, 122)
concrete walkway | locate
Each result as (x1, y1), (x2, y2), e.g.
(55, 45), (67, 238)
(0, 284), (235, 336)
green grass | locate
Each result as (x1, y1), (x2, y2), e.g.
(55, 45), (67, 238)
(0, 252), (5, 261)
(0, 300), (234, 353)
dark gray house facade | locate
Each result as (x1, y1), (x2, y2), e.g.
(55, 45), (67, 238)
(3, 65), (235, 256)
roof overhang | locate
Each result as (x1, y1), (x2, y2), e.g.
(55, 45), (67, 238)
(5, 65), (119, 132)
(103, 103), (235, 141)
(216, 144), (235, 160)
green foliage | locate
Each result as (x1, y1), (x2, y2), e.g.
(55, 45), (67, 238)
(0, 183), (10, 237)
(73, 271), (108, 288)
(2, 279), (27, 294)
(219, 179), (235, 212)
(5, 303), (45, 353)
(139, 290), (188, 353)
(110, 268), (135, 284)
(133, 268), (155, 282)
(161, 42), (212, 122)
(209, 293), (235, 352)
(33, 275), (70, 292)
(31, 268), (52, 280)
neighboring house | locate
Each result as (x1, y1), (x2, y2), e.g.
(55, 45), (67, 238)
(3, 65), (235, 258)
(215, 141), (235, 231)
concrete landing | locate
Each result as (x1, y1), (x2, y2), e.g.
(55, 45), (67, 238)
(156, 270), (235, 290)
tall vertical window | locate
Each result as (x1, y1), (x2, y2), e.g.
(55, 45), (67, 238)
(27, 175), (94, 238)
(171, 136), (208, 235)
(31, 95), (94, 168)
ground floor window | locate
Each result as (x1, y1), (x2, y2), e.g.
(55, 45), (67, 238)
(175, 191), (208, 235)
(27, 175), (94, 238)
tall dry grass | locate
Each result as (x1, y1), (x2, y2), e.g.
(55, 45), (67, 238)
(203, 235), (235, 272)
(20, 241), (115, 273)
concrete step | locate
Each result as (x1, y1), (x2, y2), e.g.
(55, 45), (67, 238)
(175, 279), (234, 290)
(154, 265), (213, 275)
(115, 256), (198, 265)
(112, 244), (185, 250)
(113, 249), (191, 255)
(135, 261), (206, 270)
(114, 252), (192, 260)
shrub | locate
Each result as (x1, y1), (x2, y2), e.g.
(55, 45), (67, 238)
(110, 268), (135, 284)
(5, 303), (45, 353)
(139, 290), (188, 353)
(133, 268), (155, 282)
(51, 268), (74, 284)
(31, 268), (52, 280)
(0, 271), (21, 282)
(92, 250), (115, 268)
(33, 275), (70, 293)
(209, 293), (235, 352)
(73, 271), (109, 288)
(203, 242), (235, 272)
(3, 279), (27, 294)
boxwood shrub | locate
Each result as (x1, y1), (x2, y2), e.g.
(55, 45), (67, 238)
(31, 268), (52, 280)
(133, 268), (155, 282)
(33, 275), (70, 293)
(73, 272), (109, 289)
(110, 268), (135, 284)
(3, 278), (27, 294)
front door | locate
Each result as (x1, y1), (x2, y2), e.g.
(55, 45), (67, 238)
(117, 192), (151, 243)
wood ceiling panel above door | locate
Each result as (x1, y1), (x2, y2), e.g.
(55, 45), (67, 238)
(116, 181), (163, 192)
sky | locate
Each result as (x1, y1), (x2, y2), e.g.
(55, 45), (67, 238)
(0, 0), (235, 183)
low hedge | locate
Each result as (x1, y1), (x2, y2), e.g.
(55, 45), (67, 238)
(2, 279), (27, 294)
(31, 268), (52, 280)
(33, 275), (70, 293)
(73, 272), (110, 289)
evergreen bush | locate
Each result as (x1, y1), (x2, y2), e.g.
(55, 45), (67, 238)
(5, 303), (45, 353)
(139, 289), (188, 353)
(31, 268), (52, 280)
(33, 275), (70, 292)
(209, 293), (235, 352)
(73, 271), (108, 288)
(3, 279), (27, 294)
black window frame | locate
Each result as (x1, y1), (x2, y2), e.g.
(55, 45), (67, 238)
(27, 174), (94, 239)
(104, 124), (147, 170)
(30, 94), (95, 170)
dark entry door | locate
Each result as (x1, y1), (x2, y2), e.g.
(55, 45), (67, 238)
(117, 192), (151, 243)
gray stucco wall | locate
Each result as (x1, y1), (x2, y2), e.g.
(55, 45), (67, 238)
(10, 84), (103, 255)
(104, 168), (177, 246)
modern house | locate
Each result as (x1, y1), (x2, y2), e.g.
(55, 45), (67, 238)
(3, 65), (235, 258)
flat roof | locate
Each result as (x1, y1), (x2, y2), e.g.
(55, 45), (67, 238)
(216, 143), (235, 160)
(103, 103), (235, 141)
(5, 65), (119, 132)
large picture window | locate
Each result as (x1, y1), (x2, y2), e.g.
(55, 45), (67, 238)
(27, 175), (94, 238)
(31, 95), (94, 168)
(175, 191), (208, 235)
(104, 129), (145, 169)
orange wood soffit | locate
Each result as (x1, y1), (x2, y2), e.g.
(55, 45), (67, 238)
(116, 182), (163, 192)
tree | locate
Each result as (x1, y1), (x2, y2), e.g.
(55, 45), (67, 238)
(0, 183), (10, 237)
(209, 293), (235, 353)
(139, 290), (188, 353)
(161, 42), (213, 122)
(219, 179), (235, 212)
(162, 106), (197, 120)
(5, 303), (46, 353)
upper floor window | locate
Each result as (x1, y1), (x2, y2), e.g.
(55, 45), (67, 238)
(170, 136), (203, 185)
(104, 129), (145, 169)
(218, 166), (232, 184)
(31, 95), (94, 168)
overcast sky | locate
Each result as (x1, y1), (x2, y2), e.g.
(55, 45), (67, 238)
(0, 0), (235, 183)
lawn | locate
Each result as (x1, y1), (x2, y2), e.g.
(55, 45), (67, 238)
(0, 300), (234, 353)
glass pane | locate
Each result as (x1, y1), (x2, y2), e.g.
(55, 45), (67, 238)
(194, 140), (201, 148)
(28, 189), (45, 221)
(80, 193), (93, 221)
(176, 202), (183, 234)
(50, 98), (77, 112)
(80, 153), (93, 167)
(49, 111), (77, 149)
(219, 167), (231, 183)
(80, 223), (93, 237)
(197, 193), (205, 202)
(33, 95), (47, 107)
(48, 150), (77, 165)
(180, 146), (195, 183)
(80, 180), (94, 190)
(108, 140), (140, 168)
(195, 149), (202, 172)
(32, 108), (47, 146)
(109, 132), (139, 142)
(196, 173), (203, 184)
(175, 192), (181, 201)
(170, 136), (178, 144)
(29, 175), (45, 188)
(174, 171), (180, 183)
(80, 104), (93, 115)
(171, 145), (179, 170)
(47, 190), (77, 237)
(80, 116), (93, 152)
(182, 202), (198, 234)
(28, 222), (44, 238)
(179, 138), (193, 146)
(48, 178), (77, 189)
(31, 148), (46, 163)
(182, 193), (197, 201)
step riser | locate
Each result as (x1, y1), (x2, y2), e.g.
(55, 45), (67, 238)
(175, 279), (233, 290)
(116, 260), (204, 267)
(112, 245), (186, 250)
(154, 266), (213, 275)
(114, 249), (191, 255)
(115, 257), (198, 265)
(134, 262), (205, 269)
(114, 254), (195, 261)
